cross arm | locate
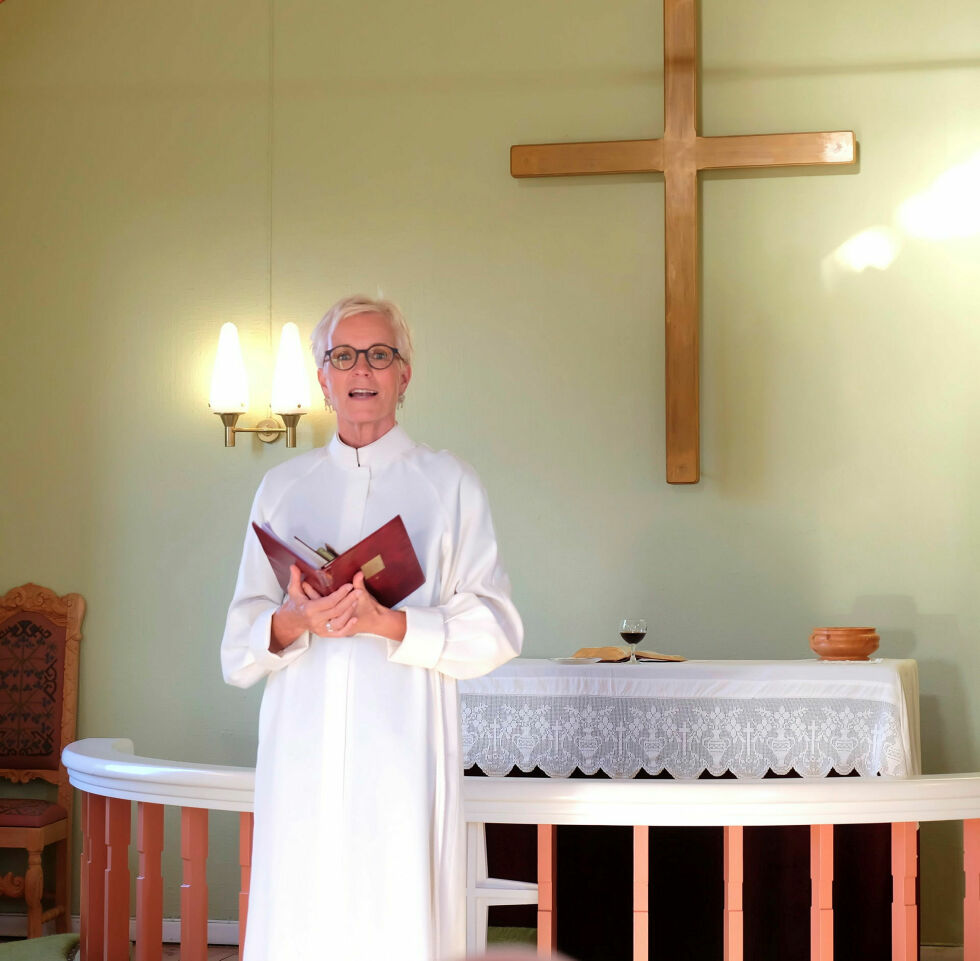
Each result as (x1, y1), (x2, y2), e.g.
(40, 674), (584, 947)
(696, 131), (856, 170)
(511, 139), (665, 178)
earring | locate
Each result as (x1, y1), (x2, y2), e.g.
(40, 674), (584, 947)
(324, 396), (334, 413)
(397, 394), (405, 410)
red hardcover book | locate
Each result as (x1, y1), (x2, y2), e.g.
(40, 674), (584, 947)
(252, 515), (425, 608)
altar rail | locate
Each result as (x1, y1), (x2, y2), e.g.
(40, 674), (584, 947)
(63, 737), (980, 961)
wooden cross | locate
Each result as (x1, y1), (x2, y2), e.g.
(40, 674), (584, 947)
(511, 0), (856, 484)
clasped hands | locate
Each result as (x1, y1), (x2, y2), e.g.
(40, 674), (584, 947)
(270, 565), (406, 652)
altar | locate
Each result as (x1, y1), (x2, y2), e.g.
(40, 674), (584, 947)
(459, 658), (922, 961)
(460, 657), (921, 779)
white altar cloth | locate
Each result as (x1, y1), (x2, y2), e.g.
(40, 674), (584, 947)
(459, 658), (920, 779)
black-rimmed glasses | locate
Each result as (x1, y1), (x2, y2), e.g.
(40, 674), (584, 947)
(322, 344), (401, 371)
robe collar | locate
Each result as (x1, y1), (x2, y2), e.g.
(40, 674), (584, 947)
(327, 424), (415, 470)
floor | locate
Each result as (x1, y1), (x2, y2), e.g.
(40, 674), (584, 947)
(177, 944), (966, 960)
(0, 942), (237, 959)
(0, 935), (526, 958)
(164, 944), (966, 960)
(0, 937), (965, 959)
(179, 948), (966, 960)
(152, 948), (961, 961)
(151, 926), (536, 958)
(159, 947), (238, 960)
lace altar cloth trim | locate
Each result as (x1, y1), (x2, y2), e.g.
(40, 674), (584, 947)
(460, 695), (910, 778)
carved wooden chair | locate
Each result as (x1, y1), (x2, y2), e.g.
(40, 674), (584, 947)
(0, 583), (85, 938)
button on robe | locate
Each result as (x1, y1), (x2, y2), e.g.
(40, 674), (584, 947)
(221, 426), (522, 961)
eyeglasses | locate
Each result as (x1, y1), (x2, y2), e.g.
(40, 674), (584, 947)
(322, 344), (401, 371)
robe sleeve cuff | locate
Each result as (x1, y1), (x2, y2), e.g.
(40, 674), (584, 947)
(386, 606), (446, 669)
(249, 606), (311, 670)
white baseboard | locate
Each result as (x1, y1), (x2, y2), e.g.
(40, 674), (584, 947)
(0, 913), (240, 945)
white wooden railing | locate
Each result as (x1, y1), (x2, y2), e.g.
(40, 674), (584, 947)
(64, 737), (980, 961)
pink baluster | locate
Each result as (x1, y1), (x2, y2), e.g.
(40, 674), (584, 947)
(966, 819), (980, 961)
(633, 826), (649, 961)
(136, 803), (164, 961)
(810, 824), (833, 961)
(537, 824), (557, 956)
(181, 807), (210, 961)
(81, 793), (106, 961)
(239, 812), (254, 961)
(724, 826), (744, 961)
(891, 821), (918, 961)
(104, 796), (132, 961)
(55, 825), (69, 934)
(79, 795), (89, 959)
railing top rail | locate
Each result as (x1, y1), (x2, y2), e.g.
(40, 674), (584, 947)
(64, 738), (256, 812)
(464, 773), (980, 826)
(64, 738), (980, 825)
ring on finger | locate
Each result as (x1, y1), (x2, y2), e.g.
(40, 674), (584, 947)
(326, 620), (332, 632)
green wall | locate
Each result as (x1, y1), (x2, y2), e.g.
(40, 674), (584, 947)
(1, 0), (978, 944)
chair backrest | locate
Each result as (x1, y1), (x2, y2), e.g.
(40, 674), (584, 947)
(0, 584), (85, 801)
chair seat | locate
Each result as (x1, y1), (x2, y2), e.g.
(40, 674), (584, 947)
(0, 799), (67, 828)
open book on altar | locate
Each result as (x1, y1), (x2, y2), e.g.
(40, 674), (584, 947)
(573, 646), (686, 663)
(252, 515), (425, 609)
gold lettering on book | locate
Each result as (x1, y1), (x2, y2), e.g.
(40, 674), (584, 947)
(361, 555), (385, 579)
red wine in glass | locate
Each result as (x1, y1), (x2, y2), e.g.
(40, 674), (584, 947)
(620, 619), (647, 663)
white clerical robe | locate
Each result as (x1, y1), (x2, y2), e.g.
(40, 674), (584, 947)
(220, 425), (522, 961)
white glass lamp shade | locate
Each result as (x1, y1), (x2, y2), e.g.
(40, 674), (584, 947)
(209, 323), (249, 413)
(271, 322), (311, 414)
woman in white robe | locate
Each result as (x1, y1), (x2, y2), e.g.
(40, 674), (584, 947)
(220, 296), (522, 961)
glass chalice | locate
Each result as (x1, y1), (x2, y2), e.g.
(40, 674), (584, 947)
(620, 618), (647, 664)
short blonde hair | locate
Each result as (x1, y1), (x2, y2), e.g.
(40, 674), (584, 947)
(310, 295), (414, 368)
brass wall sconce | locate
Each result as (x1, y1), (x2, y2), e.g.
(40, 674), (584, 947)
(209, 322), (311, 447)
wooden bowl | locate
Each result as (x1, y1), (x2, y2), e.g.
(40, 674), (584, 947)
(809, 627), (879, 660)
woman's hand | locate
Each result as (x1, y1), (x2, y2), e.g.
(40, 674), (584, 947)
(349, 572), (407, 642)
(269, 565), (361, 652)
